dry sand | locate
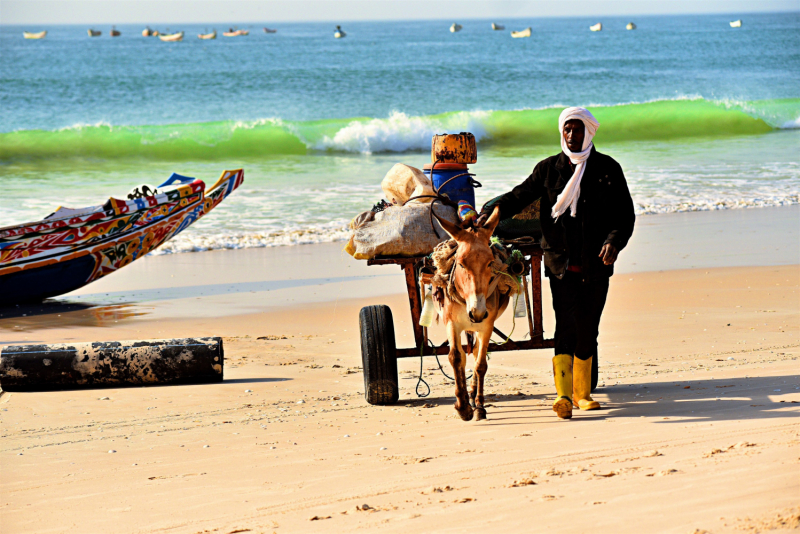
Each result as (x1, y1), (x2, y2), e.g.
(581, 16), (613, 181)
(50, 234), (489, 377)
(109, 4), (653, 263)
(1, 209), (799, 533)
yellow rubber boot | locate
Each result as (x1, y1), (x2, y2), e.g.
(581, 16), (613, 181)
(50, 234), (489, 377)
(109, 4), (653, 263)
(573, 356), (600, 410)
(552, 354), (573, 419)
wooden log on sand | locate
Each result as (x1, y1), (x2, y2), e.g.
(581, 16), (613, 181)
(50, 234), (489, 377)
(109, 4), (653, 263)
(0, 338), (223, 391)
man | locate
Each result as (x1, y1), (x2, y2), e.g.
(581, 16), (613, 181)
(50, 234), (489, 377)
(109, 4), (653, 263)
(475, 107), (635, 419)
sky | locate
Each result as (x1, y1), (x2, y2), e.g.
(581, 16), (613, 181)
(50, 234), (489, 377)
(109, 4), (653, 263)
(2, 0), (798, 25)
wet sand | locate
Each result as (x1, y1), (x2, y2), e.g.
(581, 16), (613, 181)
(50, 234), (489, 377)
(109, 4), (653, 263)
(1, 207), (798, 533)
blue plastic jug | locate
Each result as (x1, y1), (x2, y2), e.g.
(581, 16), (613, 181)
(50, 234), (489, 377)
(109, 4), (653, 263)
(423, 163), (476, 207)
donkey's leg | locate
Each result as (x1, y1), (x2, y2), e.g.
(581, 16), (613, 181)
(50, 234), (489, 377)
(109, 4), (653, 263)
(472, 328), (492, 421)
(466, 333), (479, 408)
(447, 323), (473, 421)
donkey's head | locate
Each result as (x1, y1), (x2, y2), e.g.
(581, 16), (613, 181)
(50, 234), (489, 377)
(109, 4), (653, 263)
(437, 207), (501, 323)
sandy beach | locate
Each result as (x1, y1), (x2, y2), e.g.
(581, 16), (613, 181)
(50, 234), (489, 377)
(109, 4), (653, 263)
(1, 206), (799, 534)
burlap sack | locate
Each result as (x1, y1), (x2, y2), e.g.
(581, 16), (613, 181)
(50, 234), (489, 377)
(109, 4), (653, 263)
(345, 202), (457, 259)
(380, 163), (435, 205)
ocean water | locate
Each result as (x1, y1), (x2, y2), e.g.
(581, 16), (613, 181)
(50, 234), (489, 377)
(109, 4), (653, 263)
(1, 13), (798, 253)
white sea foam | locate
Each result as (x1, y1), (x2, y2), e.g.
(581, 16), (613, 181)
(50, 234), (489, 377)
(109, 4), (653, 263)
(314, 110), (490, 154)
(147, 195), (799, 256)
(151, 223), (352, 255)
(781, 116), (800, 129)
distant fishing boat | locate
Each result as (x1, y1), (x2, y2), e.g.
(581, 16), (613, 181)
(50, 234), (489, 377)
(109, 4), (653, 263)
(23, 31), (47, 39)
(142, 26), (158, 37)
(0, 170), (244, 305)
(491, 23), (505, 31)
(730, 19), (742, 28)
(110, 26), (121, 37)
(626, 22), (637, 30)
(334, 25), (346, 38)
(159, 32), (184, 42)
(263, 27), (277, 33)
(223, 28), (249, 37)
(198, 30), (217, 40)
(590, 23), (602, 32)
(511, 27), (531, 38)
(450, 23), (462, 33)
(87, 29), (101, 37)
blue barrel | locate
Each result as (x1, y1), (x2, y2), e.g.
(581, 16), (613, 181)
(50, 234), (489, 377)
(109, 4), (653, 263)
(423, 163), (475, 207)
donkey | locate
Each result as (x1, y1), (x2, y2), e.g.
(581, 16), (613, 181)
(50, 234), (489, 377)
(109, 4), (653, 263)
(434, 207), (511, 421)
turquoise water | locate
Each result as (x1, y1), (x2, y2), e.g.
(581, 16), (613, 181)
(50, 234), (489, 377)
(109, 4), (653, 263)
(1, 14), (798, 252)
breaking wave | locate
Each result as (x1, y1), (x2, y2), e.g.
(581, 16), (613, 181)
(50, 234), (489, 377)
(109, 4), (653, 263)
(1, 98), (797, 162)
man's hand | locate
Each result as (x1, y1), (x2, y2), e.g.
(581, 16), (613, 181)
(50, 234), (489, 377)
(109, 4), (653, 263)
(599, 243), (618, 266)
(474, 213), (489, 228)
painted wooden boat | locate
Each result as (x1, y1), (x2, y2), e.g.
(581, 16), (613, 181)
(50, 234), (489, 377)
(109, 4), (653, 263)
(159, 32), (184, 42)
(626, 22), (637, 30)
(23, 31), (47, 39)
(110, 27), (121, 37)
(511, 27), (531, 38)
(263, 28), (277, 33)
(450, 23), (462, 33)
(730, 20), (742, 28)
(491, 23), (505, 31)
(142, 27), (158, 37)
(334, 25), (346, 38)
(198, 30), (217, 40)
(223, 29), (248, 37)
(590, 23), (602, 32)
(88, 29), (101, 37)
(0, 169), (244, 305)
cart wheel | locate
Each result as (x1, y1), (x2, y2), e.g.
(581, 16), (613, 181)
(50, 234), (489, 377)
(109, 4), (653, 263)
(591, 355), (599, 392)
(359, 305), (399, 405)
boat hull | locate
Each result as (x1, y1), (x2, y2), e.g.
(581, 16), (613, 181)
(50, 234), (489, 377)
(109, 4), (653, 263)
(23, 31), (47, 39)
(0, 169), (244, 305)
(159, 32), (184, 41)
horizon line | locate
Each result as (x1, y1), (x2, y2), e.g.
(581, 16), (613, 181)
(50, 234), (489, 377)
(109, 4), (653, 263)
(3, 10), (798, 27)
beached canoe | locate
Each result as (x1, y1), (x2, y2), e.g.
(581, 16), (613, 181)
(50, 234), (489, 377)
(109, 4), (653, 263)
(511, 27), (531, 38)
(590, 23), (602, 32)
(491, 23), (505, 31)
(23, 31), (47, 39)
(198, 30), (217, 40)
(88, 29), (101, 37)
(450, 23), (462, 33)
(159, 32), (184, 42)
(0, 169), (244, 305)
(730, 20), (742, 28)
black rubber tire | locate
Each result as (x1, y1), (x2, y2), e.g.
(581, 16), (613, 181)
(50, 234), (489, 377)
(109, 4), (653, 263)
(359, 305), (399, 405)
(591, 355), (599, 392)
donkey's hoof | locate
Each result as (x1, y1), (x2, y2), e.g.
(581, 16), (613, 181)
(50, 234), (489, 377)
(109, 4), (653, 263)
(456, 404), (474, 421)
(473, 407), (487, 421)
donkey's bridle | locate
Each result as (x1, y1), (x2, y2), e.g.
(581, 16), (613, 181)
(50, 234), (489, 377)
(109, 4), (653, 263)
(447, 252), (503, 310)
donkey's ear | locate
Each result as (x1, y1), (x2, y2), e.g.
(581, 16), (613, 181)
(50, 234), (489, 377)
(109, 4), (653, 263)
(434, 211), (464, 241)
(482, 206), (501, 236)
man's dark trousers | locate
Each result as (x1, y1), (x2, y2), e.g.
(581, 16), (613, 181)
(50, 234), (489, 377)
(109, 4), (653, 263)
(549, 271), (609, 361)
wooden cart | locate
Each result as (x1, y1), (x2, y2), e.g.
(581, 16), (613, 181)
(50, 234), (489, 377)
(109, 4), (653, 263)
(357, 241), (596, 406)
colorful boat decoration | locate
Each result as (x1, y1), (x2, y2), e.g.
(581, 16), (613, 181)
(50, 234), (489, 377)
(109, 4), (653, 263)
(0, 169), (244, 305)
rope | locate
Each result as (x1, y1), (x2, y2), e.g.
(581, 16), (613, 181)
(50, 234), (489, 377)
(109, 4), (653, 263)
(416, 339), (474, 398)
(490, 269), (521, 346)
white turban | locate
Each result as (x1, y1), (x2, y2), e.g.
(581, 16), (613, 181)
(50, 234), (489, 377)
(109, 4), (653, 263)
(551, 107), (600, 220)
